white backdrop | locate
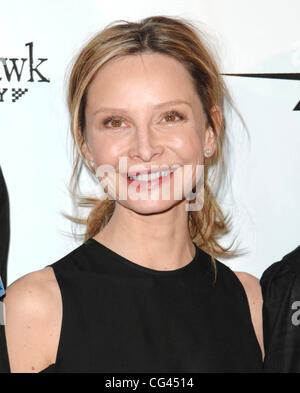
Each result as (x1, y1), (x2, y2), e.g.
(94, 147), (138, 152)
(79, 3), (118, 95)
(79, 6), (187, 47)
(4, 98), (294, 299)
(0, 0), (299, 285)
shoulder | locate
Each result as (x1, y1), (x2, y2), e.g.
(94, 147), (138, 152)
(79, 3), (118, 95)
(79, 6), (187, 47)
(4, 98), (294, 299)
(234, 271), (262, 302)
(233, 271), (264, 360)
(215, 261), (262, 303)
(3, 266), (61, 372)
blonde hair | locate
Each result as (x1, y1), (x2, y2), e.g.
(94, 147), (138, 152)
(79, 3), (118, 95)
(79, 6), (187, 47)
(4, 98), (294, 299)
(65, 15), (246, 276)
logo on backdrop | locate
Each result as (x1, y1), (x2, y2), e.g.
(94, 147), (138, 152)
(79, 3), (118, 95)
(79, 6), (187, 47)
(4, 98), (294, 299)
(0, 42), (50, 103)
(222, 73), (300, 111)
(1, 44), (299, 109)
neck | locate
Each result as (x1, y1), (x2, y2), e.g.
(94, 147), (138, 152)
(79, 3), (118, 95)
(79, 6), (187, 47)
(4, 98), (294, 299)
(93, 201), (195, 271)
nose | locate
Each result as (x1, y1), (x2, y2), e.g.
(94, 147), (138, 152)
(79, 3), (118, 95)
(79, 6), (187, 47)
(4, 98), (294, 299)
(128, 124), (164, 163)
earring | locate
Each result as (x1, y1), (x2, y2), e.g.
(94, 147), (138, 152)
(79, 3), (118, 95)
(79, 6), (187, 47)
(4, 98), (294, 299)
(90, 160), (95, 169)
(204, 148), (211, 156)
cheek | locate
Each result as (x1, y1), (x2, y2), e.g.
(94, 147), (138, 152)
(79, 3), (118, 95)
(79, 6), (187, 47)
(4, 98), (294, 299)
(89, 134), (122, 166)
(172, 128), (203, 163)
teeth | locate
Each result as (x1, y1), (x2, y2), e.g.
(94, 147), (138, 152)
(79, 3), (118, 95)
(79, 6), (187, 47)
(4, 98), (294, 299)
(128, 169), (175, 181)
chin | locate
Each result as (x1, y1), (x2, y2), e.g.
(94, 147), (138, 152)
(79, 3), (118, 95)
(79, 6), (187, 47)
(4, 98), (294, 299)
(120, 198), (181, 215)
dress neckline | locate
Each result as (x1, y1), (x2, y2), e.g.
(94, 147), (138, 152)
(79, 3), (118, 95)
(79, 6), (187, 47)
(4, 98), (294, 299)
(86, 237), (201, 276)
(39, 363), (56, 373)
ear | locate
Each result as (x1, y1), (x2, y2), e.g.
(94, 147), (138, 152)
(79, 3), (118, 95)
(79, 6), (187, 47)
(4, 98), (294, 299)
(204, 105), (223, 156)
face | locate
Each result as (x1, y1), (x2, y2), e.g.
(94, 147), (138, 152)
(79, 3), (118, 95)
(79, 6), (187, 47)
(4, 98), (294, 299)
(82, 52), (220, 214)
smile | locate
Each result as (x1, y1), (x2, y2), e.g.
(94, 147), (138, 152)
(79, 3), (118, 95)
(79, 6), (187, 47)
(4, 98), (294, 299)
(120, 167), (178, 191)
(127, 168), (177, 182)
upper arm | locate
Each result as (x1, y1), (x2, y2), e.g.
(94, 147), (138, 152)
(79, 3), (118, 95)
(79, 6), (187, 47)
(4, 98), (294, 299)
(234, 271), (265, 361)
(3, 267), (61, 373)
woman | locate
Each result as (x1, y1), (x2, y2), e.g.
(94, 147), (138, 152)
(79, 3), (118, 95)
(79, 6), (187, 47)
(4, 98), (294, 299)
(4, 15), (264, 373)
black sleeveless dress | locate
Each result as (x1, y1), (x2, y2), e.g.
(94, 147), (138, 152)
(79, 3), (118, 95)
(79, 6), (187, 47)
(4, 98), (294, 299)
(37, 238), (262, 373)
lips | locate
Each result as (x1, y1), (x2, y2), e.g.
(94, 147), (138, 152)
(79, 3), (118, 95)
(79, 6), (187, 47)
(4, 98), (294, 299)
(125, 169), (176, 191)
(125, 165), (179, 177)
(127, 168), (165, 177)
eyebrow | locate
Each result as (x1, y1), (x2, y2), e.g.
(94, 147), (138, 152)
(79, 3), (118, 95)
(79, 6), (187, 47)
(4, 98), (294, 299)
(92, 99), (192, 116)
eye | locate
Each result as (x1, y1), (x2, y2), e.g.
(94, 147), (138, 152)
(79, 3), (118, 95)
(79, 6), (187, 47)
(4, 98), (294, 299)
(161, 111), (185, 124)
(101, 110), (185, 129)
(103, 117), (127, 129)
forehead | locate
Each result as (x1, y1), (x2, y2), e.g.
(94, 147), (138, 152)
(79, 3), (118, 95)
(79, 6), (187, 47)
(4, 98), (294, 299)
(86, 52), (201, 110)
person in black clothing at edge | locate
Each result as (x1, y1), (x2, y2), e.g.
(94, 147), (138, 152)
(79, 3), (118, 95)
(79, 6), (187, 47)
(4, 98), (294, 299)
(260, 245), (300, 372)
(3, 16), (264, 373)
(0, 166), (10, 373)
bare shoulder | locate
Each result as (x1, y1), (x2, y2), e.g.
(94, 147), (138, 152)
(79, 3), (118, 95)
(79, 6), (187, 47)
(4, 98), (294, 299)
(234, 271), (262, 301)
(3, 266), (62, 373)
(233, 271), (264, 360)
